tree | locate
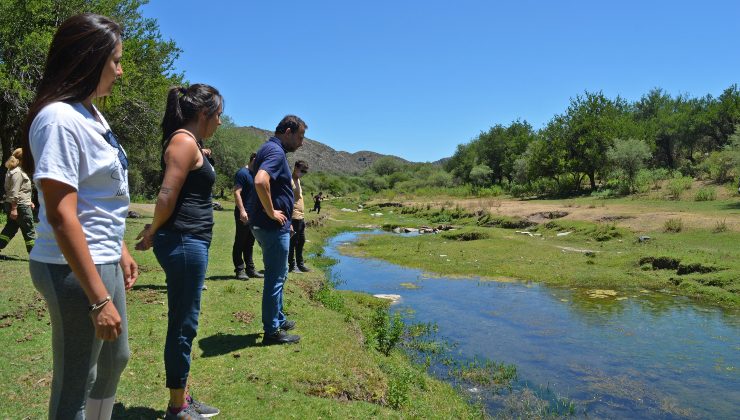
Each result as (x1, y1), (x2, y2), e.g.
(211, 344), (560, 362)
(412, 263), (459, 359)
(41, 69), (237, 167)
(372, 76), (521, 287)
(0, 0), (183, 197)
(469, 164), (493, 187)
(560, 91), (631, 190)
(607, 138), (651, 193)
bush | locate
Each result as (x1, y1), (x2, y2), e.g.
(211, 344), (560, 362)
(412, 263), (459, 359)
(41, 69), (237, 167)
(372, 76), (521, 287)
(663, 218), (683, 233)
(371, 308), (404, 356)
(667, 176), (693, 200)
(694, 187), (716, 201)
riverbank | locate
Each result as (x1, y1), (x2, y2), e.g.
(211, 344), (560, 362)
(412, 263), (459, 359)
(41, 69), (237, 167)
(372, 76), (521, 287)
(333, 195), (740, 308)
(0, 203), (481, 418)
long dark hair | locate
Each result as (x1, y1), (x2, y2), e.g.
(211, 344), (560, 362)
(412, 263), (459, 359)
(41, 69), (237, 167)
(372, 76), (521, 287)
(21, 13), (122, 175)
(161, 84), (223, 144)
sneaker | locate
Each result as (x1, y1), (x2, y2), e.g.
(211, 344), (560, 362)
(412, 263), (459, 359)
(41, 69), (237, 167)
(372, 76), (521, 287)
(246, 269), (263, 279)
(186, 396), (220, 418)
(235, 269), (248, 280)
(263, 329), (300, 345)
(288, 265), (296, 273)
(280, 319), (296, 331)
(297, 264), (311, 273)
(165, 405), (207, 420)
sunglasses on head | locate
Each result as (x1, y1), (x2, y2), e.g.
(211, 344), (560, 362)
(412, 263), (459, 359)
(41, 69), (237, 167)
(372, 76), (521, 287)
(103, 130), (129, 170)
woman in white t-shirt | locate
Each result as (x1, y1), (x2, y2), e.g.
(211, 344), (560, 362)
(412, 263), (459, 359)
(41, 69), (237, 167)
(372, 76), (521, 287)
(21, 13), (138, 420)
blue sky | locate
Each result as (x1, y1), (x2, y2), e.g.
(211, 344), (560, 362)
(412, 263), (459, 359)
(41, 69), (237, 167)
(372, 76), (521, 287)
(140, 0), (739, 162)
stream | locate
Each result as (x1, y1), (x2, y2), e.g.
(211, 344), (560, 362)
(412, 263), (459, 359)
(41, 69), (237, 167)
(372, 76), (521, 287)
(324, 231), (740, 419)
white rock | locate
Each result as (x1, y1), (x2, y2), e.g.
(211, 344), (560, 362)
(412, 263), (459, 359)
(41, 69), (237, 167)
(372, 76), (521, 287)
(556, 231), (572, 237)
(373, 294), (401, 303)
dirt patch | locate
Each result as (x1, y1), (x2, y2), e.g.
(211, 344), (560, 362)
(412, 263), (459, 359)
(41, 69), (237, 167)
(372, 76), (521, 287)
(404, 198), (740, 232)
(232, 311), (255, 324)
(639, 256), (680, 270)
(527, 211), (569, 223)
(597, 215), (634, 223)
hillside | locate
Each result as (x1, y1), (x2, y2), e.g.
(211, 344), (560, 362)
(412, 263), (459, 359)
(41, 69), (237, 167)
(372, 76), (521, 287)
(232, 126), (413, 174)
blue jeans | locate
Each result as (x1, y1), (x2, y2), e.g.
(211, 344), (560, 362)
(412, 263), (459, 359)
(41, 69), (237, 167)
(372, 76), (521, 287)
(250, 225), (289, 334)
(153, 229), (210, 389)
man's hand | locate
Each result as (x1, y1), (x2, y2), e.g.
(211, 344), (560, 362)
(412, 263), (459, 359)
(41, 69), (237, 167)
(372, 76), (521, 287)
(270, 209), (287, 225)
(9, 207), (18, 221)
(239, 210), (249, 224)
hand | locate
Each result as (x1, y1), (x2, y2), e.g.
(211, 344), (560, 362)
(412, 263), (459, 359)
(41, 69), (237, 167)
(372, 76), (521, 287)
(135, 224), (154, 251)
(90, 302), (122, 341)
(30, 202), (35, 210)
(202, 148), (212, 157)
(239, 210), (249, 224)
(9, 208), (18, 220)
(120, 250), (139, 290)
(270, 209), (287, 225)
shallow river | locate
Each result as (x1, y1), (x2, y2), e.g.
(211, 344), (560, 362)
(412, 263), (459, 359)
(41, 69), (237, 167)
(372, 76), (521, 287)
(325, 231), (739, 419)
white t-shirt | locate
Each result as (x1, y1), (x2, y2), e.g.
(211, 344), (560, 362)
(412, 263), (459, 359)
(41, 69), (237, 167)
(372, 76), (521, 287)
(29, 102), (129, 264)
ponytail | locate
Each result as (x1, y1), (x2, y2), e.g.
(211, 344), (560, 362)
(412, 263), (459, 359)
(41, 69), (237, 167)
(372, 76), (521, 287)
(161, 83), (223, 144)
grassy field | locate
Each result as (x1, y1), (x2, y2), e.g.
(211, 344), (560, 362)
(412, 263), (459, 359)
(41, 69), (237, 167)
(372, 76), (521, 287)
(1, 189), (737, 418)
(0, 203), (480, 419)
(334, 192), (740, 308)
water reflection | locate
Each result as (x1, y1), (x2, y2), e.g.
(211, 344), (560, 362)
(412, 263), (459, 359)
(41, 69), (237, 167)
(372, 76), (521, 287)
(326, 231), (740, 419)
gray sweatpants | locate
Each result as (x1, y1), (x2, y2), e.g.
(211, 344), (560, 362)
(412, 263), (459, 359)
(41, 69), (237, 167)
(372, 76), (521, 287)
(29, 261), (130, 420)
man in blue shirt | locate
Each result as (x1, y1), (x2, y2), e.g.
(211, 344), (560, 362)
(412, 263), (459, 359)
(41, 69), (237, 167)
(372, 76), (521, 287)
(232, 153), (262, 279)
(249, 115), (307, 345)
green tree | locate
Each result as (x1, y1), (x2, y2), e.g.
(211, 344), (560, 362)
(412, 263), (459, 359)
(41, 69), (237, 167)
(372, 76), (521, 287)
(0, 0), (182, 197)
(468, 164), (493, 187)
(607, 138), (651, 193)
(559, 91), (631, 190)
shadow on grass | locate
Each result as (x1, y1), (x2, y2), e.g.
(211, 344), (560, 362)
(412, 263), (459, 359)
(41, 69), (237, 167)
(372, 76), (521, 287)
(206, 271), (264, 281)
(720, 201), (740, 210)
(0, 254), (28, 261)
(205, 275), (236, 281)
(199, 332), (262, 357)
(131, 284), (167, 291)
(112, 403), (163, 419)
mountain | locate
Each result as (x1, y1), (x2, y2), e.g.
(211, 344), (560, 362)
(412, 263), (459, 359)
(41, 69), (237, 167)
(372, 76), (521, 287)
(232, 126), (415, 174)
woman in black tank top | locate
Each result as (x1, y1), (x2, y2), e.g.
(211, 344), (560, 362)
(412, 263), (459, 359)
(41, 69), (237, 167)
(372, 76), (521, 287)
(135, 84), (223, 419)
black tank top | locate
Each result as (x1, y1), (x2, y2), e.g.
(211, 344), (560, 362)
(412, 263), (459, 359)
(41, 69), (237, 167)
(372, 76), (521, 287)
(161, 131), (216, 241)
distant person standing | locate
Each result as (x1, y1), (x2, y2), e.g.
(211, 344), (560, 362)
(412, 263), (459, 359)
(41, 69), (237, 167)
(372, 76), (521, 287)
(1, 148), (36, 255)
(248, 115), (307, 345)
(232, 153), (262, 279)
(311, 191), (323, 214)
(289, 160), (310, 273)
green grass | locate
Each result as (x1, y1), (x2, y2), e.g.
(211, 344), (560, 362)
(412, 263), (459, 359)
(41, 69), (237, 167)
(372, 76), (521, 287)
(338, 196), (740, 308)
(0, 202), (480, 419)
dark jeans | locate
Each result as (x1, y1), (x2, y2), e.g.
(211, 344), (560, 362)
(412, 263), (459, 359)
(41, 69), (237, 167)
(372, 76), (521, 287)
(0, 202), (36, 253)
(250, 225), (289, 334)
(153, 229), (210, 389)
(232, 217), (256, 272)
(288, 218), (306, 267)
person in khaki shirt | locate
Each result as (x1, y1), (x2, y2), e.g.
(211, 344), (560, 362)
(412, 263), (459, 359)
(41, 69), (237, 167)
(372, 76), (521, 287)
(289, 160), (310, 272)
(1, 148), (36, 254)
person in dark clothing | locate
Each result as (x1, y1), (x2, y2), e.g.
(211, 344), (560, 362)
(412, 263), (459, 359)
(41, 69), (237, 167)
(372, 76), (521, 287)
(248, 115), (307, 345)
(232, 153), (262, 279)
(135, 84), (223, 420)
(311, 191), (323, 214)
(289, 160), (310, 273)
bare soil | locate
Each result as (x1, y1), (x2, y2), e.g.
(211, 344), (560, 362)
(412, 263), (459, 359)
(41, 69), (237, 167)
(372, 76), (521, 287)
(403, 198), (740, 232)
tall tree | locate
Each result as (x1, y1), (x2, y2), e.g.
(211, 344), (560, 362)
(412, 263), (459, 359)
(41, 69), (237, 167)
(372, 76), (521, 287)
(0, 0), (182, 196)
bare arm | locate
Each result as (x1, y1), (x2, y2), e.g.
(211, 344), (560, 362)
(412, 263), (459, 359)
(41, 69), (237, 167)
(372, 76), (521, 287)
(39, 179), (122, 341)
(254, 169), (286, 224)
(233, 186), (248, 224)
(136, 134), (200, 250)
